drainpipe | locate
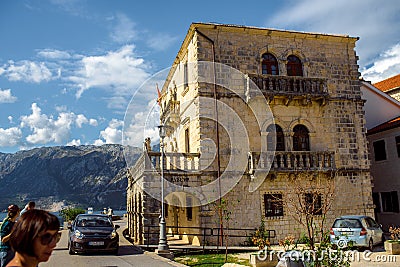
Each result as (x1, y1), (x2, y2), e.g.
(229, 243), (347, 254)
(195, 28), (223, 246)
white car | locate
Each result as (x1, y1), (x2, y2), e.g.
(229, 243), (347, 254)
(330, 215), (384, 251)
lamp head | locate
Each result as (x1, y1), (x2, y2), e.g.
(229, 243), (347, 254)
(158, 125), (166, 139)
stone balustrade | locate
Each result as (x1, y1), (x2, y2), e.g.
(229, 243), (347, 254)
(143, 151), (201, 172)
(247, 74), (328, 97)
(248, 151), (335, 173)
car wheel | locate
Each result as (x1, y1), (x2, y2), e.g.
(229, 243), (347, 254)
(113, 247), (119, 255)
(368, 239), (374, 251)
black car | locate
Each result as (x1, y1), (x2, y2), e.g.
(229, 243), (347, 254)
(68, 214), (119, 255)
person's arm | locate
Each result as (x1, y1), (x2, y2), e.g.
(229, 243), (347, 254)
(1, 233), (11, 243)
(0, 221), (11, 243)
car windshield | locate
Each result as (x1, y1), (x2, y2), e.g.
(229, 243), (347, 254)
(333, 218), (362, 228)
(76, 216), (112, 227)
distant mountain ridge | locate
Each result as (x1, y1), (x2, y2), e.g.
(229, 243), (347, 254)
(0, 144), (142, 211)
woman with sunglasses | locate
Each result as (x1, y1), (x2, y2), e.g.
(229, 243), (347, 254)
(7, 210), (60, 267)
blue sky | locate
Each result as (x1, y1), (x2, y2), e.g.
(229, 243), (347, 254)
(0, 0), (399, 153)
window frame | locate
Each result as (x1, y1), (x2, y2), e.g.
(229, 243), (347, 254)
(266, 124), (285, 151)
(264, 193), (284, 217)
(293, 124), (310, 151)
(261, 53), (279, 75)
(381, 191), (399, 213)
(286, 55), (303, 76)
(373, 139), (387, 161)
(396, 136), (400, 157)
(184, 127), (190, 153)
(186, 196), (193, 221)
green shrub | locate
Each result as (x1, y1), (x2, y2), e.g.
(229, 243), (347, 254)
(59, 207), (85, 221)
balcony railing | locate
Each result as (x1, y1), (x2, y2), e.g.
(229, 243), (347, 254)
(144, 151), (200, 172)
(247, 74), (328, 97)
(248, 151), (335, 173)
(160, 99), (180, 126)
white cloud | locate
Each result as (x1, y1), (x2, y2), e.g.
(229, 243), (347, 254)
(96, 119), (123, 144)
(37, 49), (71, 60)
(361, 43), (400, 83)
(104, 96), (129, 110)
(0, 88), (17, 103)
(123, 98), (160, 147)
(55, 105), (68, 112)
(93, 139), (104, 146)
(75, 114), (88, 128)
(110, 13), (137, 43)
(19, 103), (97, 145)
(0, 127), (22, 147)
(69, 45), (150, 98)
(266, 0), (400, 72)
(146, 33), (178, 51)
(8, 116), (13, 123)
(1, 60), (53, 83)
(89, 119), (98, 126)
(66, 139), (81, 146)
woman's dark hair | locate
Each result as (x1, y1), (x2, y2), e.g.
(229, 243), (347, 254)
(9, 209), (60, 256)
(7, 204), (20, 219)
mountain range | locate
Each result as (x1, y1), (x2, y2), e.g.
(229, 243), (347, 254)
(0, 144), (142, 211)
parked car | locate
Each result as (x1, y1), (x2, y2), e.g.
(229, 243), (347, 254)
(330, 215), (384, 250)
(68, 214), (119, 255)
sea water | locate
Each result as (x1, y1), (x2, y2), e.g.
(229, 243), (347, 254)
(0, 210), (126, 222)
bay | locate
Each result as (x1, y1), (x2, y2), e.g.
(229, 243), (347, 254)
(0, 210), (126, 223)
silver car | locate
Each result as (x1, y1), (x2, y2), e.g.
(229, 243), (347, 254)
(330, 215), (384, 250)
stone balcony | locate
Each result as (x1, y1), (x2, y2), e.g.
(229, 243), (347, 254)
(130, 151), (201, 180)
(247, 74), (329, 105)
(160, 99), (180, 127)
(248, 151), (335, 174)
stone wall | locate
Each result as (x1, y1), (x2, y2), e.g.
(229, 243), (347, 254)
(132, 23), (374, 245)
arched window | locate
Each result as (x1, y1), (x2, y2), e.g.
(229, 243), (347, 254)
(262, 53), (279, 75)
(293, 124), (310, 151)
(267, 124), (285, 151)
(287, 55), (303, 76)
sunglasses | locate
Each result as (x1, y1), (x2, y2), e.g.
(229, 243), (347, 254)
(38, 232), (61, 246)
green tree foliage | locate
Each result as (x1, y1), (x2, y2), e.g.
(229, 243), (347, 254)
(59, 207), (85, 221)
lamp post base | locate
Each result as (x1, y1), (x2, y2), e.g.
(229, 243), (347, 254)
(156, 249), (174, 260)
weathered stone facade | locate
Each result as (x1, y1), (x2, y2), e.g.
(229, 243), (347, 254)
(127, 23), (374, 246)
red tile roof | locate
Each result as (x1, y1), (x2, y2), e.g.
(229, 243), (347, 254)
(367, 116), (400, 135)
(373, 74), (400, 92)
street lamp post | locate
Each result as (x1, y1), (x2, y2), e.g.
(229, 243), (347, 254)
(157, 124), (171, 257)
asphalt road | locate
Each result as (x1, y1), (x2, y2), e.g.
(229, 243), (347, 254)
(40, 217), (186, 267)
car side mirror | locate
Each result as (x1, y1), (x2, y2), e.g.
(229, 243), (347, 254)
(115, 225), (120, 229)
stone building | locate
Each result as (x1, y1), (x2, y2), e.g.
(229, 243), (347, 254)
(127, 23), (374, 246)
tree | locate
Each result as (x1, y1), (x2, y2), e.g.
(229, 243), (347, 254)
(284, 171), (336, 250)
(212, 198), (240, 263)
(59, 207), (86, 221)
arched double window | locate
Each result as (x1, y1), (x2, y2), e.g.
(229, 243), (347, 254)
(262, 53), (279, 75)
(293, 124), (310, 151)
(267, 124), (285, 151)
(287, 55), (303, 76)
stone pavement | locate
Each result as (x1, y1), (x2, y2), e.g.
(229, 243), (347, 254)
(115, 217), (187, 267)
